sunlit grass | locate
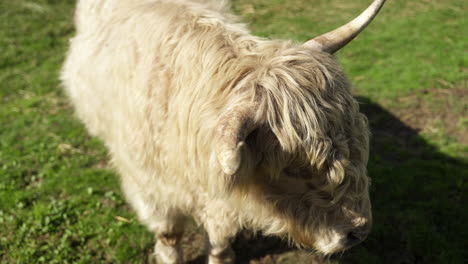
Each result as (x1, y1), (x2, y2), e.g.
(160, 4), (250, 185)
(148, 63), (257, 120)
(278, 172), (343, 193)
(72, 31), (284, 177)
(1, 0), (466, 263)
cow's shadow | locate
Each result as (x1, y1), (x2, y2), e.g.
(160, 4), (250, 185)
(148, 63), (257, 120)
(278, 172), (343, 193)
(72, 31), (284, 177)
(187, 97), (467, 264)
(186, 231), (291, 264)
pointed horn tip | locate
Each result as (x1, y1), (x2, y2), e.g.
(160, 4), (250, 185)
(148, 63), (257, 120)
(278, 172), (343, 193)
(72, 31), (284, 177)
(305, 0), (387, 53)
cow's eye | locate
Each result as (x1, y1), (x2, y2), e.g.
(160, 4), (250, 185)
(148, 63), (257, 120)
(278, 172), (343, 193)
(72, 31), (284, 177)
(284, 167), (310, 179)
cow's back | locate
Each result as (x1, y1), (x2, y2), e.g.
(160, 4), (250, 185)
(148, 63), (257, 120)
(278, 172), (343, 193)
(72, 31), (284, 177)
(61, 0), (253, 206)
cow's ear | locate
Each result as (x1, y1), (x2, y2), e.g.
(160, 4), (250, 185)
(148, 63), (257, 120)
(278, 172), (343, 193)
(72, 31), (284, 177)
(214, 104), (257, 175)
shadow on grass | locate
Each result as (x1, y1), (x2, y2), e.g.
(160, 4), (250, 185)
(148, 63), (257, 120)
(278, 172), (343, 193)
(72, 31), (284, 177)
(343, 97), (467, 264)
(186, 231), (291, 264)
(189, 97), (467, 264)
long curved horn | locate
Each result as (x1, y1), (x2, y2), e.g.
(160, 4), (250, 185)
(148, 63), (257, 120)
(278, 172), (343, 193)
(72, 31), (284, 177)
(215, 104), (257, 175)
(304, 0), (386, 53)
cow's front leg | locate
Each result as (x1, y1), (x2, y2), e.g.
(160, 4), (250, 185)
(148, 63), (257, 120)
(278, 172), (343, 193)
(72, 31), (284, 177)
(208, 244), (235, 264)
(153, 211), (185, 264)
(120, 175), (185, 264)
(202, 209), (238, 264)
(155, 232), (183, 264)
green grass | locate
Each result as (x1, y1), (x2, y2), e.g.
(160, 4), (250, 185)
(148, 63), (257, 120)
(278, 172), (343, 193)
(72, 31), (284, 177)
(1, 0), (466, 263)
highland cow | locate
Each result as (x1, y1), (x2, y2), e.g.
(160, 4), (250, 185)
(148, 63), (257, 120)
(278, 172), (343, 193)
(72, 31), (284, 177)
(61, 0), (386, 263)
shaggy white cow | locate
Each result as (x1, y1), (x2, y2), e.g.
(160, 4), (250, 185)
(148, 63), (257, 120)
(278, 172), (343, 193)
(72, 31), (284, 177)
(61, 0), (386, 263)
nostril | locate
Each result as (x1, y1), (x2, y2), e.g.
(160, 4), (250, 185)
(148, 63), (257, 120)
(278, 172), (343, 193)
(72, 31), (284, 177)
(346, 231), (363, 246)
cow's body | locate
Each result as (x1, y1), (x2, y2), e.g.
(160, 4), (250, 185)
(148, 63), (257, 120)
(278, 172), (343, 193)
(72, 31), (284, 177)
(62, 0), (384, 263)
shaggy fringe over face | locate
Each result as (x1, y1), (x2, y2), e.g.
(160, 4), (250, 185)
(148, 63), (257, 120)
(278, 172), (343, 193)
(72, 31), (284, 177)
(238, 43), (370, 207)
(228, 43), (371, 249)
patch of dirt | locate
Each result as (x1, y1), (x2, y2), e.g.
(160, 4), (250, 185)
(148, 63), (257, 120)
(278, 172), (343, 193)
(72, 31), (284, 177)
(358, 87), (467, 165)
(394, 87), (467, 144)
(92, 159), (111, 169)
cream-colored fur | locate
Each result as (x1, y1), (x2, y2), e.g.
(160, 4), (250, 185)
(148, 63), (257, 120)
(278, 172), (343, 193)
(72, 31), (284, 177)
(61, 0), (372, 263)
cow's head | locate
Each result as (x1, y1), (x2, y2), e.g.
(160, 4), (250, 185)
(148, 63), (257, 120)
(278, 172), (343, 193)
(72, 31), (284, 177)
(213, 0), (385, 255)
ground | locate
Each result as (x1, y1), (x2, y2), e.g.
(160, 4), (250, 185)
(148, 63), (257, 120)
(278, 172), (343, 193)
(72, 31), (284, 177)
(0, 0), (466, 263)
